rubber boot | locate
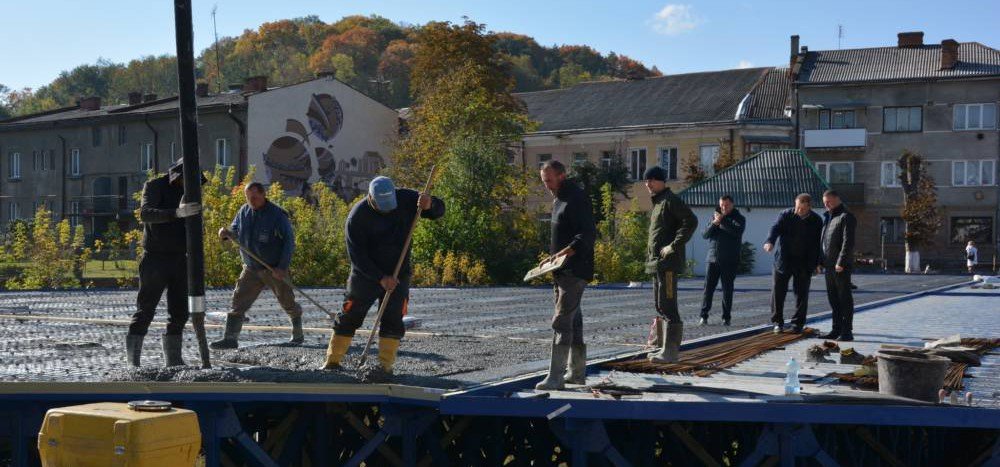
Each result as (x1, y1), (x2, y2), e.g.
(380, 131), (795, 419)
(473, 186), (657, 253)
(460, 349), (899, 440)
(288, 315), (304, 345)
(377, 337), (401, 374)
(535, 343), (571, 390)
(125, 334), (143, 367)
(647, 317), (664, 348)
(162, 334), (185, 367)
(210, 314), (243, 350)
(564, 344), (587, 385)
(649, 322), (683, 363)
(320, 334), (352, 370)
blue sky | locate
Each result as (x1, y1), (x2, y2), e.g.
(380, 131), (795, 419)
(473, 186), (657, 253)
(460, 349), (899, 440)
(2, 0), (998, 90)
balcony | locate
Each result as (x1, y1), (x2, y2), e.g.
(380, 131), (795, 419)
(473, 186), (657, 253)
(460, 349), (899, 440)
(830, 183), (865, 206)
(803, 128), (867, 149)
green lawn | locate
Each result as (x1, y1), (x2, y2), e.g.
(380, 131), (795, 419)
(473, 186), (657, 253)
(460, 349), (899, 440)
(0, 260), (137, 280)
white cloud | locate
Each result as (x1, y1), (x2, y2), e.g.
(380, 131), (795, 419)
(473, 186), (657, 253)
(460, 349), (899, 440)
(737, 60), (753, 69)
(650, 4), (699, 35)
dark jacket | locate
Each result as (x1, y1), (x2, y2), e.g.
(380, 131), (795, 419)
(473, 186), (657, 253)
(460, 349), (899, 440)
(645, 188), (698, 274)
(703, 207), (746, 266)
(550, 180), (597, 281)
(765, 208), (823, 273)
(346, 188), (445, 283)
(821, 204), (857, 270)
(139, 175), (186, 253)
(230, 201), (294, 270)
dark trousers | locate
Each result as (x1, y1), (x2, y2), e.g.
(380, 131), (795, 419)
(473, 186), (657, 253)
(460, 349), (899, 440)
(130, 252), (189, 336)
(770, 268), (812, 328)
(551, 273), (586, 346)
(825, 269), (855, 334)
(334, 274), (409, 339)
(654, 269), (681, 323)
(701, 262), (736, 320)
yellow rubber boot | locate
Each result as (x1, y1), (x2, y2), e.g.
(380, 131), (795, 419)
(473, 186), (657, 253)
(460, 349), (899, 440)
(320, 334), (352, 370)
(377, 337), (400, 373)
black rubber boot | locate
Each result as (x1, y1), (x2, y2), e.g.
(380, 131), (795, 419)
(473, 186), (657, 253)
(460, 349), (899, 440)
(125, 334), (143, 367)
(210, 314), (243, 350)
(162, 334), (185, 367)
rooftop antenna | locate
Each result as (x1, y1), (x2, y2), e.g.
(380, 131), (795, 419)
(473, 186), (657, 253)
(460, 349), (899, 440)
(837, 24), (844, 49)
(212, 4), (224, 93)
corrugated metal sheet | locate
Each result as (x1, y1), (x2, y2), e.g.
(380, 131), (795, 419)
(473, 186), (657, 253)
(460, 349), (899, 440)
(798, 42), (1000, 84)
(0, 93), (246, 126)
(517, 67), (790, 132)
(679, 149), (829, 207)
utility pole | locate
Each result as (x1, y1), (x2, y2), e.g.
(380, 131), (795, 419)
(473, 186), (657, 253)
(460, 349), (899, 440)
(212, 4), (224, 94)
(837, 24), (844, 49)
(173, 0), (211, 368)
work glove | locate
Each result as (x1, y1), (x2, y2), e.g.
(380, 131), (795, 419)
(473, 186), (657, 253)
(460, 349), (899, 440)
(175, 202), (202, 219)
(659, 245), (674, 259)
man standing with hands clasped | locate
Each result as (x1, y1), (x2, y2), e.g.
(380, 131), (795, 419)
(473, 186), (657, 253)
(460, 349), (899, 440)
(819, 190), (857, 342)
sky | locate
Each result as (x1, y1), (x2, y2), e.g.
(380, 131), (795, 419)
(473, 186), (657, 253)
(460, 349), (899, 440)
(2, 0), (999, 91)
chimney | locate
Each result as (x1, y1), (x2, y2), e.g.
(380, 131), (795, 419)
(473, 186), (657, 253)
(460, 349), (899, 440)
(243, 75), (268, 93)
(800, 46), (808, 54)
(897, 31), (924, 48)
(127, 92), (142, 106)
(790, 35), (800, 67)
(195, 82), (209, 97)
(79, 96), (102, 111)
(941, 39), (959, 69)
(142, 93), (157, 102)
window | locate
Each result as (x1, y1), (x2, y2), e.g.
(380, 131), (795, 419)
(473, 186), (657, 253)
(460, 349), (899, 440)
(954, 103), (997, 130)
(600, 151), (615, 169)
(92, 127), (102, 147)
(139, 143), (154, 172)
(8, 152), (21, 180)
(572, 152), (588, 166)
(819, 109), (856, 129)
(117, 125), (127, 146)
(628, 147), (647, 181)
(700, 145), (720, 175)
(881, 162), (902, 187)
(815, 161), (854, 184)
(69, 201), (81, 230)
(70, 149), (81, 176)
(170, 142), (177, 163)
(951, 217), (993, 244)
(952, 160), (996, 186)
(536, 153), (552, 169)
(7, 202), (18, 222)
(216, 138), (231, 167)
(880, 217), (906, 244)
(658, 147), (679, 180)
(883, 106), (922, 132)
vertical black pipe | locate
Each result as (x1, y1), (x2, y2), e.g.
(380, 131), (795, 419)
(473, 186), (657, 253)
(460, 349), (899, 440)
(173, 0), (211, 368)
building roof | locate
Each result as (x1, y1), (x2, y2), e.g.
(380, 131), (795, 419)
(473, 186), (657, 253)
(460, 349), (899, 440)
(0, 93), (246, 127)
(516, 67), (791, 133)
(679, 149), (829, 207)
(797, 42), (1000, 84)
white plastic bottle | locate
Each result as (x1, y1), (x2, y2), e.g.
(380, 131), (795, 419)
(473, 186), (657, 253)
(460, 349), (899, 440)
(784, 357), (801, 395)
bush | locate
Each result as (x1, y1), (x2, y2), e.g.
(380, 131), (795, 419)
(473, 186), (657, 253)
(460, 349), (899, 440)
(738, 241), (756, 275)
(3, 207), (90, 290)
(593, 183), (648, 283)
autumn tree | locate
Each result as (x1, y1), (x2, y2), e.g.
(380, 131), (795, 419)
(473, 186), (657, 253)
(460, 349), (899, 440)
(898, 150), (942, 273)
(682, 149), (707, 184)
(712, 140), (739, 173)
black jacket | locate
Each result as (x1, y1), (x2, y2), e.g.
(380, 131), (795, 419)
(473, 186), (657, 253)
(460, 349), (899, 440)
(765, 208), (823, 273)
(139, 175), (186, 253)
(703, 208), (746, 266)
(550, 180), (597, 281)
(345, 188), (445, 283)
(821, 204), (857, 270)
(645, 188), (697, 274)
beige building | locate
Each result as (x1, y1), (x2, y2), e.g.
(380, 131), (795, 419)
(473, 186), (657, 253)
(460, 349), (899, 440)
(791, 32), (1000, 269)
(515, 67), (792, 210)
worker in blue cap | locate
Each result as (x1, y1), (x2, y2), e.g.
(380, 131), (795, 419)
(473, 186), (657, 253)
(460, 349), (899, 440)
(321, 176), (445, 373)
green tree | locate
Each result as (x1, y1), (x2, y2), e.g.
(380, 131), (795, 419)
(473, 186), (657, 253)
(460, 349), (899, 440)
(593, 184), (648, 283)
(5, 207), (88, 290)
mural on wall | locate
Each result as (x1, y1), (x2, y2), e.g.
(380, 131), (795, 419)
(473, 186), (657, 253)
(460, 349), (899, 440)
(261, 93), (384, 198)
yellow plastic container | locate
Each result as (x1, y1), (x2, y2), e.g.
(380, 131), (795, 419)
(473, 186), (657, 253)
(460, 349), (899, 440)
(37, 402), (201, 467)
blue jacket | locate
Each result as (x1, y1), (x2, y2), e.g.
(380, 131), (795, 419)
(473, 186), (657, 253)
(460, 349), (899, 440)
(230, 201), (294, 270)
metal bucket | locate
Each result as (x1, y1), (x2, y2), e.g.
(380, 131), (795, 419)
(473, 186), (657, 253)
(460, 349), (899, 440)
(876, 349), (950, 403)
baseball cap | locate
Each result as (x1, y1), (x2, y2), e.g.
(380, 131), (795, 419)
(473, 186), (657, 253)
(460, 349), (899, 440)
(368, 176), (397, 212)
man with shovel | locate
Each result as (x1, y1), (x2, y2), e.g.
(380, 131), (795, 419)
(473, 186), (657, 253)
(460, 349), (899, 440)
(211, 182), (303, 349)
(321, 176), (445, 373)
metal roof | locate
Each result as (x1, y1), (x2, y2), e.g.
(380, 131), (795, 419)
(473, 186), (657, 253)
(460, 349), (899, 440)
(679, 149), (829, 207)
(516, 67), (791, 133)
(0, 93), (247, 127)
(797, 42), (1000, 84)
